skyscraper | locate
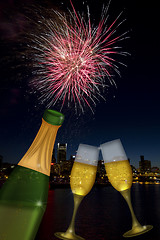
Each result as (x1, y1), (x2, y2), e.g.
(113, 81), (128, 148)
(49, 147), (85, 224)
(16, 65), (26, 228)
(57, 143), (67, 164)
(139, 155), (151, 172)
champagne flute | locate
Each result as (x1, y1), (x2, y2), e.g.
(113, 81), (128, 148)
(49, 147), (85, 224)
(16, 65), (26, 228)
(55, 144), (99, 240)
(100, 139), (153, 237)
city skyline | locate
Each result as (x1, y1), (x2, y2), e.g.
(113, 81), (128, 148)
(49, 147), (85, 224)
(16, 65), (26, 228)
(0, 141), (158, 171)
(0, 0), (160, 168)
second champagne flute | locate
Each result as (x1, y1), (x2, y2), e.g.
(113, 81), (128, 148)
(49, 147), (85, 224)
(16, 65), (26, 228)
(100, 139), (153, 237)
(55, 144), (99, 240)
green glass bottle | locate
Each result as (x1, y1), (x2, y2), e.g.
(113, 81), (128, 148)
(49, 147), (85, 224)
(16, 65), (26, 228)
(0, 109), (64, 240)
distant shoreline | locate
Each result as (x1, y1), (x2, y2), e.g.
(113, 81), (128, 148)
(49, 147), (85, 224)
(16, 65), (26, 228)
(1, 179), (160, 190)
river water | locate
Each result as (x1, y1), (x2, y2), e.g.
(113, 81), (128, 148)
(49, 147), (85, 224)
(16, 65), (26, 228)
(35, 184), (160, 240)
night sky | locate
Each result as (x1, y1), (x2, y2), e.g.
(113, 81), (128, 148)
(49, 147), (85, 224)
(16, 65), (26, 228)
(0, 0), (159, 169)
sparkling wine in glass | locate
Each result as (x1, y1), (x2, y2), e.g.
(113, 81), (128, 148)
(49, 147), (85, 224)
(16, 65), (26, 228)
(100, 139), (153, 237)
(55, 144), (99, 240)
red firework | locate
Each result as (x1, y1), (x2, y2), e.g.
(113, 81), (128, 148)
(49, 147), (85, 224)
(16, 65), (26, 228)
(30, 0), (129, 112)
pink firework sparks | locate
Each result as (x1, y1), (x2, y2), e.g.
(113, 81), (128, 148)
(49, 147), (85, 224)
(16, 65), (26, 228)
(29, 0), (129, 112)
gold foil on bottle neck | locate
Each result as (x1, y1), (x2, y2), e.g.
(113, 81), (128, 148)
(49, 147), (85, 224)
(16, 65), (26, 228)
(18, 119), (60, 176)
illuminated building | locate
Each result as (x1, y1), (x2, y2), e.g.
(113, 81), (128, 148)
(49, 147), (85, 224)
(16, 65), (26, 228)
(96, 160), (108, 184)
(61, 160), (74, 176)
(139, 155), (151, 173)
(60, 155), (75, 177)
(57, 143), (67, 164)
(97, 160), (106, 176)
(52, 148), (56, 164)
(50, 163), (61, 176)
(50, 148), (56, 175)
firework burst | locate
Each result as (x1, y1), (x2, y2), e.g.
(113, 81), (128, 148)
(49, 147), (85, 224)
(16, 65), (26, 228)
(28, 0), (129, 113)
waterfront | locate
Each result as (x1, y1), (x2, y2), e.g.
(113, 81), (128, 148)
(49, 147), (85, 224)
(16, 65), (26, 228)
(35, 184), (160, 240)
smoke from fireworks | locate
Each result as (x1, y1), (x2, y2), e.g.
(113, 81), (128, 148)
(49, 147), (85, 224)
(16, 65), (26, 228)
(27, 0), (129, 113)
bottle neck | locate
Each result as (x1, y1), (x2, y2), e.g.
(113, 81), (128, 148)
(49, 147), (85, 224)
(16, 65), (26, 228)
(18, 119), (60, 176)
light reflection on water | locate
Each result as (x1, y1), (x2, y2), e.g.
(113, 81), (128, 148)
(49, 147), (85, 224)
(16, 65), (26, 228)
(35, 184), (160, 240)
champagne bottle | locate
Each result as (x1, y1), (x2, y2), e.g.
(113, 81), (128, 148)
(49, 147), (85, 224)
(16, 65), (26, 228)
(0, 109), (64, 240)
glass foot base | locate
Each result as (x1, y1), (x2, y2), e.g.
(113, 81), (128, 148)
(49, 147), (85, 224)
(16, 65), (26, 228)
(123, 225), (153, 238)
(54, 232), (85, 240)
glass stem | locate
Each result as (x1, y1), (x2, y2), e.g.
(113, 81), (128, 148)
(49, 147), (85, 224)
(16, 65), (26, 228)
(120, 188), (141, 229)
(66, 194), (84, 235)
